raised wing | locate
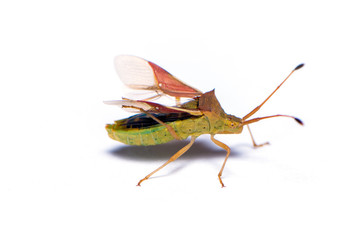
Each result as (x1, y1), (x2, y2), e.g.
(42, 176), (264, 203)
(114, 55), (202, 99)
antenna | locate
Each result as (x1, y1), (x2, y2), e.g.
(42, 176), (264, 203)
(242, 114), (304, 126)
(243, 63), (304, 121)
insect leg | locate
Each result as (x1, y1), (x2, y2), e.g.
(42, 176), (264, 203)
(137, 136), (196, 186)
(139, 109), (181, 140)
(210, 135), (231, 188)
(247, 125), (269, 148)
(137, 92), (164, 101)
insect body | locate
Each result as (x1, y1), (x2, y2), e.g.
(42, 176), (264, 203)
(105, 55), (304, 187)
(107, 112), (206, 145)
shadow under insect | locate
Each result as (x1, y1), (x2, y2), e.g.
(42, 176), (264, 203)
(108, 138), (243, 163)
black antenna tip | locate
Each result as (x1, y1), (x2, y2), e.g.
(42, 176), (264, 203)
(294, 117), (304, 126)
(294, 63), (305, 71)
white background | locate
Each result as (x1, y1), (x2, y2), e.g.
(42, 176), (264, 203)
(1, 1), (358, 239)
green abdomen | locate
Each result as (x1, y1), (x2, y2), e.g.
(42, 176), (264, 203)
(106, 113), (210, 146)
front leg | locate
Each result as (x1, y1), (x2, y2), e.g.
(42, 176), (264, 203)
(210, 135), (231, 187)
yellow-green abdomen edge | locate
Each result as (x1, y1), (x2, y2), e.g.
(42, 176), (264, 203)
(106, 116), (210, 146)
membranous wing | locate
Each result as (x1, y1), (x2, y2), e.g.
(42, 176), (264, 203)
(114, 55), (202, 99)
(104, 98), (203, 116)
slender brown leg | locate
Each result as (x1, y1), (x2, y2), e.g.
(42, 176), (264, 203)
(123, 93), (163, 102)
(210, 135), (231, 187)
(122, 105), (181, 140)
(137, 136), (196, 186)
(247, 125), (269, 148)
(139, 109), (181, 140)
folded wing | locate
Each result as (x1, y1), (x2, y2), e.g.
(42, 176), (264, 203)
(104, 99), (203, 116)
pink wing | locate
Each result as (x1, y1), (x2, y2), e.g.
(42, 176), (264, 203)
(114, 55), (202, 99)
